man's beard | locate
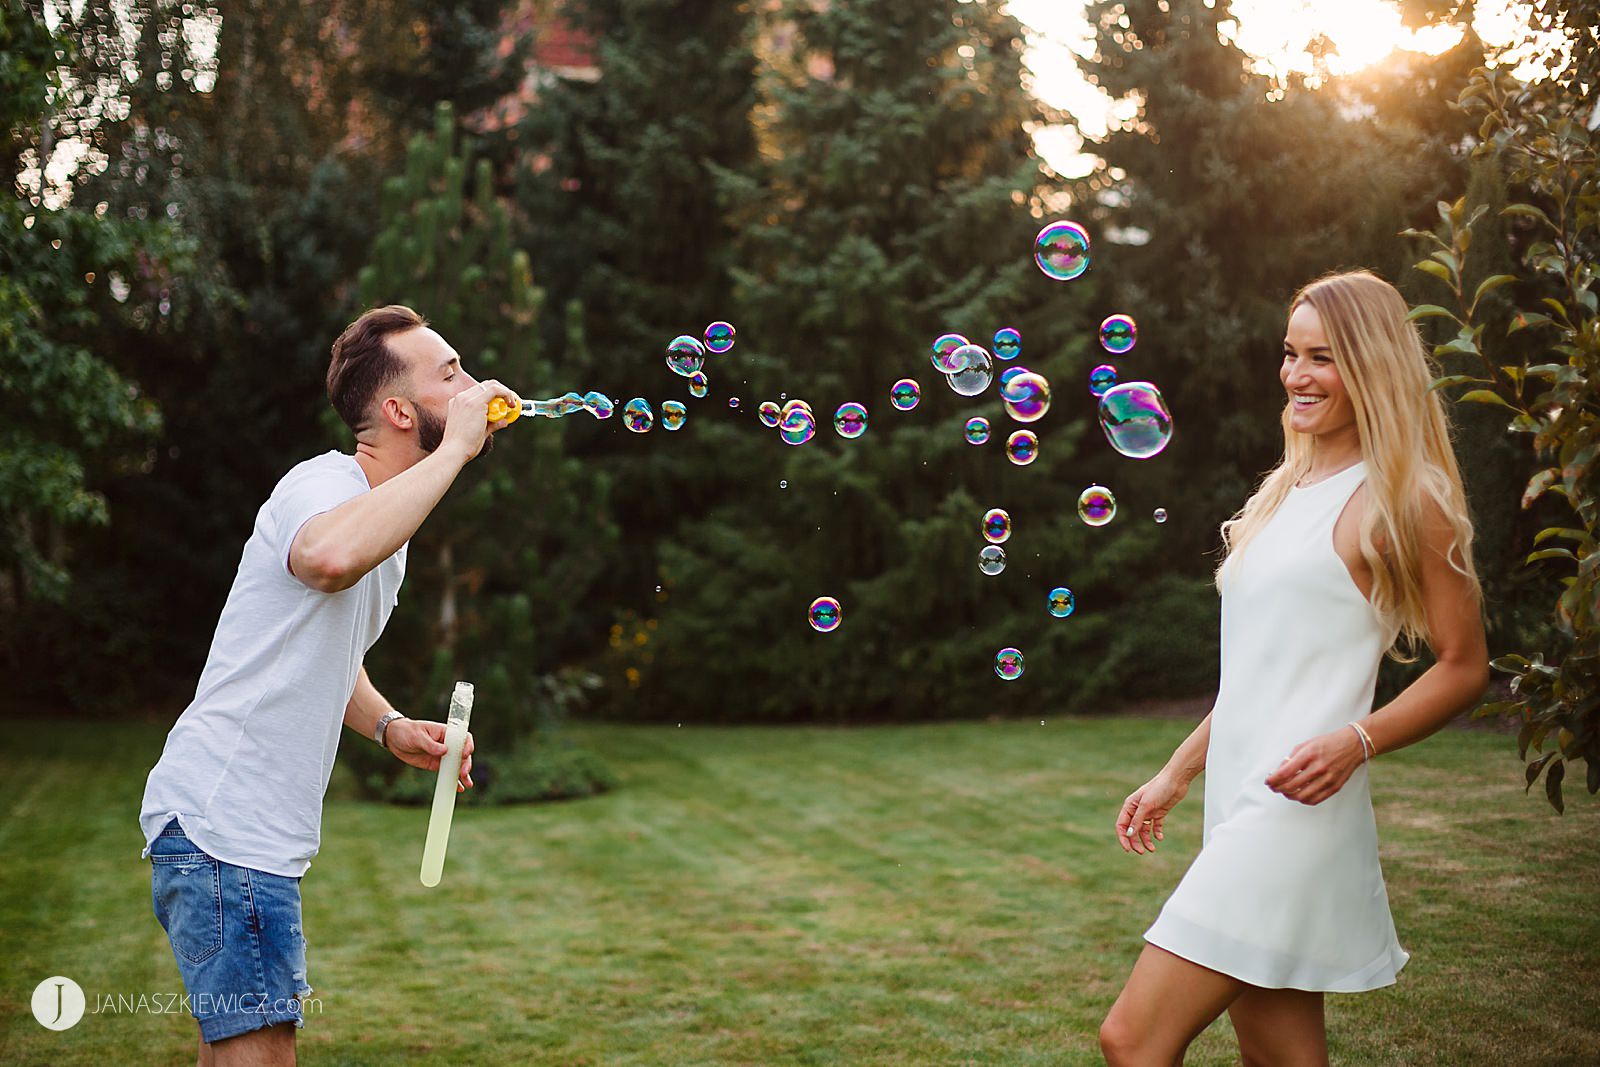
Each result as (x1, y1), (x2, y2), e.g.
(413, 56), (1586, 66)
(416, 403), (493, 456)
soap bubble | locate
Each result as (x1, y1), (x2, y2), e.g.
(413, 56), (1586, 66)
(689, 371), (709, 398)
(998, 366), (1032, 401)
(661, 400), (687, 431)
(782, 398), (814, 421)
(729, 397), (740, 408)
(964, 416), (991, 445)
(931, 333), (970, 374)
(1154, 508), (1168, 524)
(780, 406), (817, 446)
(780, 480), (788, 488)
(1089, 364), (1118, 397)
(666, 335), (706, 377)
(1099, 382), (1174, 459)
(890, 378), (921, 411)
(834, 401), (868, 439)
(1006, 430), (1038, 466)
(584, 391), (615, 419)
(758, 401), (781, 428)
(982, 508), (1011, 544)
(1002, 371), (1051, 423)
(809, 596), (842, 633)
(1047, 587), (1076, 618)
(704, 320), (736, 353)
(1078, 485), (1117, 526)
(1034, 220), (1091, 281)
(979, 544), (1007, 575)
(623, 398), (654, 433)
(992, 327), (1022, 361)
(1099, 314), (1137, 354)
(946, 345), (993, 396)
(994, 647), (1025, 681)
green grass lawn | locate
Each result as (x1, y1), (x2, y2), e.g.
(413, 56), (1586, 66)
(1, 716), (1596, 1065)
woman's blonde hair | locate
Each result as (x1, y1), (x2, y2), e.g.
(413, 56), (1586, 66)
(1216, 270), (1481, 660)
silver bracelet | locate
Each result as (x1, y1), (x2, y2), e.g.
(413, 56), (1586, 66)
(1347, 721), (1373, 762)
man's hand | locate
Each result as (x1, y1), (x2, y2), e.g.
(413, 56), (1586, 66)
(441, 380), (520, 464)
(386, 719), (475, 793)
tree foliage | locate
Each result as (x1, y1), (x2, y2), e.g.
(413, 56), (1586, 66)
(1406, 0), (1599, 811)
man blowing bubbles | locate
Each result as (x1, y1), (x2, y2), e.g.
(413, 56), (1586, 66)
(139, 305), (519, 1065)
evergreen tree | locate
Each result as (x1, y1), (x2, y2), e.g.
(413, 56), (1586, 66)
(616, 0), (1203, 721)
(346, 102), (615, 802)
(1070, 0), (1485, 560)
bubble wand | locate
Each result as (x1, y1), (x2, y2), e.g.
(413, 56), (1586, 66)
(488, 390), (614, 424)
(420, 681), (473, 888)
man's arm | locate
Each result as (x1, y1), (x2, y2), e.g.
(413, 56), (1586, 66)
(345, 666), (475, 792)
(290, 380), (514, 593)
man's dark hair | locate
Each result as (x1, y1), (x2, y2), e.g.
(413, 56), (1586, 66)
(327, 305), (428, 433)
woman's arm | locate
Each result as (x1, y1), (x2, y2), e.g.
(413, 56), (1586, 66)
(1266, 497), (1490, 804)
(1118, 711), (1211, 854)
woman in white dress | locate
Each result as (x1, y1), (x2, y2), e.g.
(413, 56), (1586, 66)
(1099, 270), (1491, 1066)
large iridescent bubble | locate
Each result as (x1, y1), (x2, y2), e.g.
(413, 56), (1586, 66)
(1003, 371), (1051, 423)
(964, 416), (991, 445)
(661, 399), (687, 431)
(834, 401), (868, 439)
(1047, 587), (1076, 618)
(758, 401), (781, 428)
(998, 366), (1031, 402)
(979, 544), (1007, 575)
(1006, 430), (1038, 466)
(780, 406), (817, 446)
(1034, 220), (1091, 281)
(623, 398), (654, 433)
(1098, 381), (1174, 459)
(584, 391), (615, 419)
(666, 335), (706, 377)
(992, 327), (1022, 361)
(1078, 485), (1117, 526)
(704, 320), (736, 354)
(994, 647), (1025, 681)
(890, 378), (921, 411)
(982, 508), (1011, 544)
(1099, 314), (1137, 355)
(947, 345), (993, 396)
(1089, 364), (1118, 397)
(689, 371), (709, 398)
(808, 596), (841, 633)
(931, 333), (970, 374)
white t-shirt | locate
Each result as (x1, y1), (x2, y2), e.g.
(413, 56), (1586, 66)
(139, 451), (408, 877)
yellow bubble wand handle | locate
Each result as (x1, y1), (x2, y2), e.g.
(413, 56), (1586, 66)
(487, 396), (521, 424)
(420, 681), (474, 888)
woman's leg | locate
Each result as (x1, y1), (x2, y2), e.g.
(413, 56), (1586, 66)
(1100, 944), (1245, 1066)
(1227, 986), (1328, 1067)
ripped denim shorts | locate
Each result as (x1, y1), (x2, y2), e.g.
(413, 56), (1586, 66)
(148, 819), (312, 1044)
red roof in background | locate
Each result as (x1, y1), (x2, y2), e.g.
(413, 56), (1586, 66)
(534, 21), (597, 73)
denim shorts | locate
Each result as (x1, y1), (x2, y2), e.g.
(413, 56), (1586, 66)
(148, 819), (312, 1044)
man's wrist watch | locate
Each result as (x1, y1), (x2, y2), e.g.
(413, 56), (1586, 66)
(374, 710), (406, 750)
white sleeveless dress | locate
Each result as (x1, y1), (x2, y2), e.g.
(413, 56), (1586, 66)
(1143, 461), (1410, 991)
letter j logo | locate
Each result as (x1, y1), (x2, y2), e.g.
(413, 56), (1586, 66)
(31, 976), (86, 1031)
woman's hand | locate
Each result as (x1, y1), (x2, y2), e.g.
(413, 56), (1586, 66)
(1116, 772), (1190, 855)
(1264, 726), (1366, 805)
(386, 718), (475, 792)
